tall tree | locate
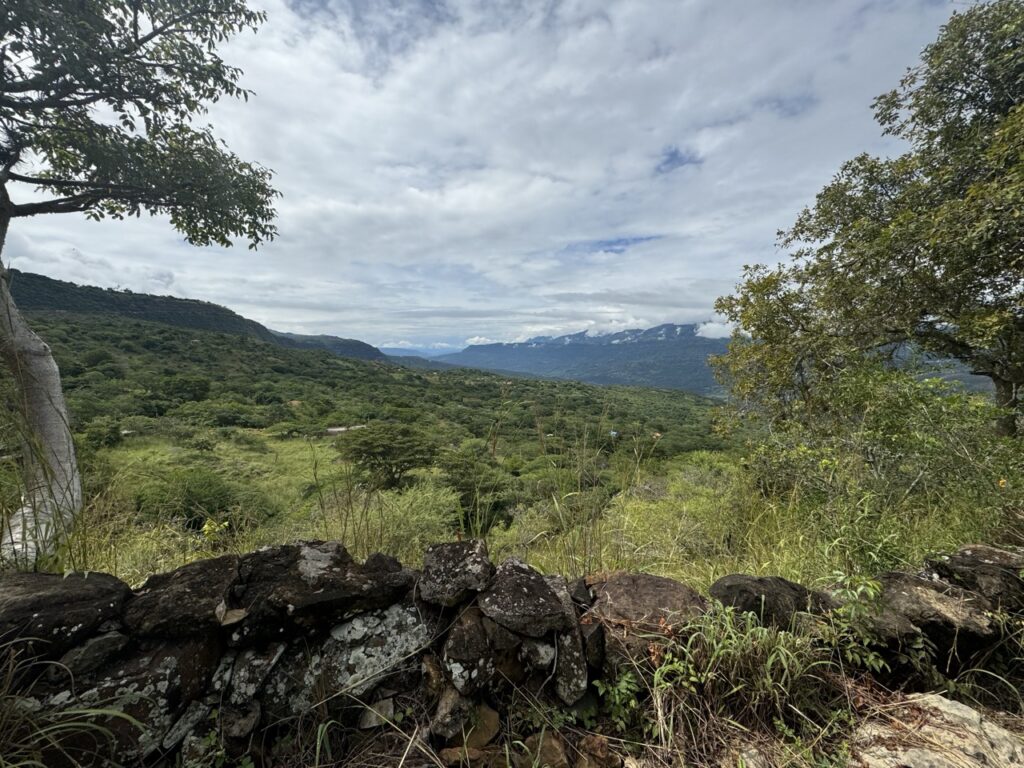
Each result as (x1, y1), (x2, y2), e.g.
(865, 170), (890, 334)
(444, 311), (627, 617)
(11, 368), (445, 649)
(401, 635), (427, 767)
(0, 0), (278, 564)
(716, 0), (1024, 436)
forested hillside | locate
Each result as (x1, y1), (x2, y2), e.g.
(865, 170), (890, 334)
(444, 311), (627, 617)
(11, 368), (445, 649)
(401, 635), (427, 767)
(9, 270), (384, 361)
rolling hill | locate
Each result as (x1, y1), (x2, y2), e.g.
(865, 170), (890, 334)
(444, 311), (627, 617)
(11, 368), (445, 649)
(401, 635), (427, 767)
(8, 270), (384, 361)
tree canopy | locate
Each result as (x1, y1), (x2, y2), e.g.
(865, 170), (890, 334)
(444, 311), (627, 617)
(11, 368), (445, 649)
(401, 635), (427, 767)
(715, 0), (1024, 435)
(1, 0), (278, 245)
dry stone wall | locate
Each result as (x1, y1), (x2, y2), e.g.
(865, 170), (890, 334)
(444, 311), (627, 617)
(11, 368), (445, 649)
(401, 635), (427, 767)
(1, 540), (1022, 767)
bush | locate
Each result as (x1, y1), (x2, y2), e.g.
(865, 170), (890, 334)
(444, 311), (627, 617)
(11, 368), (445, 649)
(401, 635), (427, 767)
(134, 467), (278, 529)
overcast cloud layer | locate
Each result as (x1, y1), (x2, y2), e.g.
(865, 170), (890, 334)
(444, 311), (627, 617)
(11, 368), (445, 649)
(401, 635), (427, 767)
(7, 0), (953, 349)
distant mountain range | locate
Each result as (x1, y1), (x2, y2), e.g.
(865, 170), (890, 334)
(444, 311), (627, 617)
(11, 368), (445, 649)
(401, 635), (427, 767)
(380, 347), (452, 358)
(8, 270), (384, 362)
(437, 324), (729, 394)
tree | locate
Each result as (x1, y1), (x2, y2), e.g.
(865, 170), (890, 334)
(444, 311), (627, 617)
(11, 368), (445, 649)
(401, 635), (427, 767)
(716, 0), (1024, 435)
(0, 0), (278, 564)
(335, 423), (437, 490)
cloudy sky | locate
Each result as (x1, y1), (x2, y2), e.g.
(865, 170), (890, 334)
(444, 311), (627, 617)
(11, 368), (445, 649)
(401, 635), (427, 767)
(7, 0), (954, 350)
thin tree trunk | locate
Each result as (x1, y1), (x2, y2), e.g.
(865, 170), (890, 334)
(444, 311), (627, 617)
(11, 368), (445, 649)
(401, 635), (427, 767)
(0, 189), (81, 566)
(992, 375), (1019, 438)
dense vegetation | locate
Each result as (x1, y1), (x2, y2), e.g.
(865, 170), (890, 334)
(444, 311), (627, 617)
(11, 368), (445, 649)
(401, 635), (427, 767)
(0, 309), (723, 581)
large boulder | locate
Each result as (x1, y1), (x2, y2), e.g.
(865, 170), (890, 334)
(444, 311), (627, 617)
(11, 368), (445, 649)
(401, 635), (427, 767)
(927, 544), (1024, 612)
(229, 542), (415, 644)
(478, 558), (572, 637)
(262, 601), (433, 718)
(124, 554), (239, 637)
(0, 571), (131, 657)
(585, 572), (706, 660)
(850, 694), (1024, 767)
(419, 539), (495, 607)
(709, 574), (835, 627)
(866, 571), (995, 673)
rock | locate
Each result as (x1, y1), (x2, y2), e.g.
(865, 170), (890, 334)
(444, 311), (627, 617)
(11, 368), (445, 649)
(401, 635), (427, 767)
(55, 631), (129, 679)
(230, 542), (415, 644)
(709, 574), (835, 627)
(517, 732), (570, 768)
(358, 697), (395, 729)
(577, 734), (622, 768)
(555, 629), (588, 705)
(585, 572), (706, 659)
(927, 544), (1024, 612)
(124, 555), (238, 637)
(419, 540), (495, 607)
(520, 637), (557, 671)
(0, 571), (131, 657)
(867, 572), (995, 673)
(47, 636), (222, 762)
(569, 577), (594, 608)
(226, 642), (287, 706)
(161, 699), (211, 751)
(547, 574), (588, 704)
(580, 621), (605, 669)
(431, 685), (476, 740)
(221, 701), (261, 740)
(444, 606), (494, 695)
(263, 601), (432, 718)
(461, 703), (500, 749)
(850, 693), (1024, 767)
(482, 616), (522, 652)
(478, 558), (572, 637)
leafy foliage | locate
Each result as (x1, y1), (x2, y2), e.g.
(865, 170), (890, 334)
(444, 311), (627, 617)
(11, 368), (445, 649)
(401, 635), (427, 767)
(716, 0), (1024, 435)
(1, 0), (277, 246)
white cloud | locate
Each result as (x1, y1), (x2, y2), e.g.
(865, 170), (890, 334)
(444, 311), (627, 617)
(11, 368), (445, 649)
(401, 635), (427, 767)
(5, 0), (953, 347)
(696, 321), (733, 339)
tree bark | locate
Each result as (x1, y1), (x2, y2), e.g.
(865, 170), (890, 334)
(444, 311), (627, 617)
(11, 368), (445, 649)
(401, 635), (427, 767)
(0, 188), (81, 566)
(992, 375), (1019, 438)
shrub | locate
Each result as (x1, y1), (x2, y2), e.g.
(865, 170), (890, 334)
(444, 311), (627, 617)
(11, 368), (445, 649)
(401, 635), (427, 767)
(134, 467), (278, 529)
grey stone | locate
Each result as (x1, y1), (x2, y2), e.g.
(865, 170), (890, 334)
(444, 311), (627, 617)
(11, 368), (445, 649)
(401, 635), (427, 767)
(478, 558), (572, 637)
(443, 606), (494, 695)
(586, 571), (706, 659)
(431, 685), (476, 740)
(927, 544), (1024, 612)
(850, 694), (1024, 767)
(230, 542), (415, 645)
(227, 642), (287, 706)
(866, 571), (995, 674)
(263, 601), (432, 718)
(0, 571), (131, 657)
(710, 574), (836, 628)
(55, 631), (129, 679)
(124, 555), (238, 637)
(419, 539), (495, 607)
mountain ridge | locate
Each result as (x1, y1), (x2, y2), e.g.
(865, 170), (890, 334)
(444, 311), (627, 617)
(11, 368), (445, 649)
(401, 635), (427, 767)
(438, 323), (729, 394)
(8, 270), (385, 362)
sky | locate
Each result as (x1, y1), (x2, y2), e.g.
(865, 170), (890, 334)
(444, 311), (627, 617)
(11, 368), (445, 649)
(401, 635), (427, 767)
(6, 0), (955, 351)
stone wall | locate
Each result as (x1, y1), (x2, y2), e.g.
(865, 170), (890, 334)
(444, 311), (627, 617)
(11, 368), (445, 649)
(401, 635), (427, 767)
(1, 540), (1022, 767)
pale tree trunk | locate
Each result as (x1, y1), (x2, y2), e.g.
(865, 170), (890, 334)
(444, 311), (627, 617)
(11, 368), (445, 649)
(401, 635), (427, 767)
(0, 190), (81, 567)
(992, 375), (1020, 439)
